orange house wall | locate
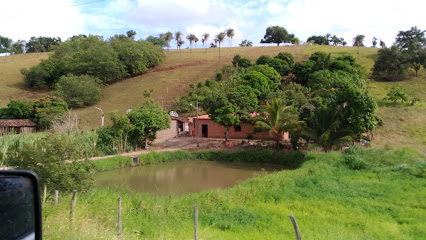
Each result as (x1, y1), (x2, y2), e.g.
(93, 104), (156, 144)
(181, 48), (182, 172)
(191, 119), (289, 141)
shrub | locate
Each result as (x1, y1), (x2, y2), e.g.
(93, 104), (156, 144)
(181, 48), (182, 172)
(269, 58), (290, 76)
(372, 46), (406, 81)
(54, 74), (102, 107)
(256, 55), (272, 65)
(275, 52), (295, 68)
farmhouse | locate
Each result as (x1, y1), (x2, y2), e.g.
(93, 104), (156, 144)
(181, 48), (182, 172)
(190, 115), (289, 141)
(0, 119), (37, 136)
(155, 116), (193, 142)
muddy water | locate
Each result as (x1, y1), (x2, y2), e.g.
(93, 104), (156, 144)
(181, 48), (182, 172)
(94, 160), (285, 196)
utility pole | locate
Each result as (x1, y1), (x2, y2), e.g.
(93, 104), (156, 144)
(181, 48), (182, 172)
(95, 107), (104, 127)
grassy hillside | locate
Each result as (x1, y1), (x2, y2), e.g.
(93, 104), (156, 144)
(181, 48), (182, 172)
(0, 46), (425, 154)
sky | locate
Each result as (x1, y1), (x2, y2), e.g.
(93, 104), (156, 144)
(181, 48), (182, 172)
(1, 0), (425, 48)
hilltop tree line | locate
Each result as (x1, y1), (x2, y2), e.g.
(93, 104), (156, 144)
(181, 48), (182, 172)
(372, 26), (426, 80)
(174, 51), (381, 150)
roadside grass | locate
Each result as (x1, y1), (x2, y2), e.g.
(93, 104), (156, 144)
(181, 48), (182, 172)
(42, 148), (426, 239)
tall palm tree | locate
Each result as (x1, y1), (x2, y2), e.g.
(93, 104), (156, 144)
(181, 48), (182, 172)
(372, 37), (378, 48)
(175, 31), (182, 50)
(177, 39), (184, 50)
(380, 39), (386, 48)
(301, 107), (354, 152)
(226, 28), (235, 47)
(216, 31), (226, 61)
(164, 31), (173, 49)
(186, 34), (195, 52)
(254, 99), (298, 149)
(201, 33), (209, 49)
(194, 36), (199, 48)
(353, 34), (365, 56)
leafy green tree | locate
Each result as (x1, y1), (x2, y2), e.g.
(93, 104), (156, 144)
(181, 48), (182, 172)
(126, 30), (137, 39)
(25, 36), (61, 53)
(275, 52), (295, 68)
(291, 37), (300, 45)
(0, 36), (12, 52)
(261, 26), (292, 46)
(0, 100), (32, 119)
(232, 54), (251, 68)
(301, 107), (354, 152)
(127, 98), (170, 148)
(395, 27), (426, 77)
(254, 99), (298, 149)
(269, 58), (290, 76)
(242, 71), (270, 99)
(306, 35), (328, 45)
(226, 28), (235, 47)
(11, 41), (25, 54)
(251, 65), (281, 91)
(145, 36), (167, 46)
(309, 51), (331, 72)
(353, 34), (365, 47)
(239, 39), (253, 47)
(292, 60), (315, 85)
(110, 112), (133, 152)
(228, 85), (258, 122)
(380, 40), (386, 48)
(372, 37), (378, 48)
(54, 74), (102, 107)
(331, 35), (342, 46)
(372, 46), (406, 81)
(256, 55), (272, 65)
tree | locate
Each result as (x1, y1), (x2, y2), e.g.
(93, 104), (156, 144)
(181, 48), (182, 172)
(306, 35), (328, 45)
(291, 37), (300, 45)
(194, 36), (199, 48)
(175, 31), (183, 50)
(127, 98), (170, 148)
(372, 37), (378, 48)
(380, 39), (386, 48)
(201, 33), (210, 48)
(215, 32), (226, 61)
(160, 32), (174, 49)
(186, 33), (196, 52)
(53, 74), (102, 107)
(301, 107), (354, 152)
(275, 52), (295, 68)
(145, 36), (167, 46)
(25, 36), (61, 53)
(0, 36), (12, 53)
(395, 27), (426, 77)
(353, 34), (365, 47)
(372, 46), (407, 81)
(126, 30), (137, 39)
(331, 35), (341, 46)
(254, 99), (298, 149)
(226, 28), (235, 47)
(239, 39), (253, 47)
(260, 26), (292, 46)
(11, 41), (25, 54)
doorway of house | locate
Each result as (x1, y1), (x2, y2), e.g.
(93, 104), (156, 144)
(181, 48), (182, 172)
(202, 124), (208, 137)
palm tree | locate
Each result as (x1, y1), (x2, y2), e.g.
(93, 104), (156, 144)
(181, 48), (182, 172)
(380, 39), (386, 48)
(216, 32), (226, 61)
(353, 34), (365, 56)
(254, 99), (298, 149)
(194, 36), (199, 48)
(175, 31), (182, 50)
(372, 37), (378, 48)
(164, 31), (173, 49)
(186, 34), (195, 52)
(177, 39), (184, 50)
(301, 107), (354, 152)
(226, 28), (235, 47)
(201, 33), (209, 49)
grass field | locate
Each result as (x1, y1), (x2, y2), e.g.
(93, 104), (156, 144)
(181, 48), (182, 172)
(0, 45), (425, 154)
(42, 149), (425, 239)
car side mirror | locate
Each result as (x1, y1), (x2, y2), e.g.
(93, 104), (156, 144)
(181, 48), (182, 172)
(0, 170), (42, 240)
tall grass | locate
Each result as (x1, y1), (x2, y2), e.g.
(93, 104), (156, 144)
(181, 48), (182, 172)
(0, 131), (102, 166)
(42, 147), (425, 239)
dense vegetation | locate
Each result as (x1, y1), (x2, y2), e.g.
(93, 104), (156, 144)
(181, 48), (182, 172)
(41, 148), (425, 239)
(175, 51), (381, 150)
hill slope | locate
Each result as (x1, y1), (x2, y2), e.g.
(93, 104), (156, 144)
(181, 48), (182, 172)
(0, 46), (424, 154)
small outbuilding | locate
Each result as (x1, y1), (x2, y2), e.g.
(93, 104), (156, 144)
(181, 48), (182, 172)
(0, 119), (37, 136)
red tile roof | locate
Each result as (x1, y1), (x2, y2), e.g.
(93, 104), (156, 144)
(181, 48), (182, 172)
(0, 119), (37, 127)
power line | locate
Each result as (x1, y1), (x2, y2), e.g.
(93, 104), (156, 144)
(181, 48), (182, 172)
(66, 0), (105, 8)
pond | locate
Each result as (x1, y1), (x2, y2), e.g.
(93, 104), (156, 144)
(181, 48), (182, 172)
(94, 160), (286, 196)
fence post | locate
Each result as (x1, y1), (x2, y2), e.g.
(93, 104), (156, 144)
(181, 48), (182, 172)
(289, 214), (302, 240)
(54, 190), (59, 205)
(43, 185), (47, 205)
(194, 204), (198, 240)
(118, 196), (122, 240)
(70, 190), (77, 222)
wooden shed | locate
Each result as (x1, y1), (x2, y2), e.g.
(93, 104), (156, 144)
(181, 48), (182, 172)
(0, 119), (37, 136)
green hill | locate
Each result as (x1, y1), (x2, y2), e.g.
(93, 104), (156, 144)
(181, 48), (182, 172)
(0, 46), (424, 154)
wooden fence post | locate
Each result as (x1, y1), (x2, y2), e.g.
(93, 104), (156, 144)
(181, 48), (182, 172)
(194, 204), (198, 240)
(70, 190), (77, 222)
(289, 214), (302, 240)
(43, 185), (47, 205)
(54, 190), (59, 205)
(118, 196), (122, 240)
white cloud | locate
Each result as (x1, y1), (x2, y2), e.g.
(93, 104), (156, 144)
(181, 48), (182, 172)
(1, 0), (83, 41)
(267, 2), (285, 15)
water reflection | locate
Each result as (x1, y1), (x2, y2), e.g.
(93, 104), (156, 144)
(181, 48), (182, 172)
(94, 160), (285, 196)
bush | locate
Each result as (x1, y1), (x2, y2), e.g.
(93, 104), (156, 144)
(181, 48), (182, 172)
(275, 52), (295, 68)
(54, 74), (102, 107)
(372, 46), (406, 81)
(269, 58), (290, 76)
(256, 55), (272, 65)
(232, 54), (252, 68)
